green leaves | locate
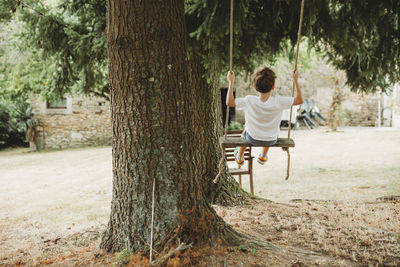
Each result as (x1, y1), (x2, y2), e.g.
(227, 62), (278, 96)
(2, 0), (108, 100)
(187, 0), (400, 93)
(2, 0), (399, 98)
(307, 0), (400, 93)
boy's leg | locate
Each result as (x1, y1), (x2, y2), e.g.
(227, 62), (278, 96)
(262, 146), (270, 155)
(257, 146), (269, 165)
(239, 146), (246, 157)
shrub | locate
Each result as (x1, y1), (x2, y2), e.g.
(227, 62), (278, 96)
(0, 99), (30, 149)
(0, 103), (11, 148)
(227, 121), (243, 131)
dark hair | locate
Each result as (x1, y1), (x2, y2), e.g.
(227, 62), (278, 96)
(253, 67), (276, 93)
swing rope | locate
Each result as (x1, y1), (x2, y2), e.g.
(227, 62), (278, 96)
(288, 0), (305, 140)
(285, 0), (305, 180)
(214, 0), (305, 184)
(213, 0), (234, 184)
(224, 0), (234, 139)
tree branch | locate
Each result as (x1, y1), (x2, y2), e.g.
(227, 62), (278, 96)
(87, 88), (110, 101)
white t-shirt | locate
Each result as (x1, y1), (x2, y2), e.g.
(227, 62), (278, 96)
(236, 94), (294, 141)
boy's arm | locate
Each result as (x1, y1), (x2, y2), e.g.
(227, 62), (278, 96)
(226, 71), (236, 107)
(292, 70), (304, 106)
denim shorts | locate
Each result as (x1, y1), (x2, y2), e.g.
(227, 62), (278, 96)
(241, 130), (278, 146)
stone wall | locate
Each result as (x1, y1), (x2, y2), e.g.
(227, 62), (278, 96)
(30, 95), (111, 149)
(314, 86), (379, 127)
(289, 61), (380, 127)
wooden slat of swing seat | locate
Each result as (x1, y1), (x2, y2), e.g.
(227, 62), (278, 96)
(227, 130), (243, 135)
(220, 137), (295, 148)
(229, 168), (251, 176)
(226, 158), (251, 162)
(225, 152), (250, 158)
(225, 148), (248, 152)
(226, 153), (252, 162)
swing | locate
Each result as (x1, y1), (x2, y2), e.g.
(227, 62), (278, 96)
(213, 0), (305, 183)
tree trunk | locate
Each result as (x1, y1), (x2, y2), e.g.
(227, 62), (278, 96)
(101, 0), (242, 253)
(328, 77), (344, 131)
(186, 49), (249, 205)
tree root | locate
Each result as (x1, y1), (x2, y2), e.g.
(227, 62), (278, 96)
(216, 225), (355, 266)
(214, 222), (278, 251)
(376, 195), (400, 202)
(151, 242), (193, 266)
(211, 174), (253, 206)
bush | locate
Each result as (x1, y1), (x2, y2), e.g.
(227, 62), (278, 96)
(227, 121), (243, 131)
(0, 100), (29, 149)
(0, 103), (11, 148)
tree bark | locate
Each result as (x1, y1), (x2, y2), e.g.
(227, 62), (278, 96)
(186, 49), (249, 205)
(328, 76), (344, 131)
(101, 0), (242, 253)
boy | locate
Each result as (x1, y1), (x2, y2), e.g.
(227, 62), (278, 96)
(226, 67), (303, 166)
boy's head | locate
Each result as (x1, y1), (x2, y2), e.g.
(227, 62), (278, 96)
(253, 67), (276, 93)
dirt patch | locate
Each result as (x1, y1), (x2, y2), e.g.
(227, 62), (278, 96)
(1, 128), (400, 266)
(216, 199), (400, 266)
(0, 146), (112, 266)
(233, 128), (400, 202)
(2, 199), (399, 266)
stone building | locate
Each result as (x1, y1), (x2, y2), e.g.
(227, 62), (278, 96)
(30, 95), (111, 150)
(230, 61), (396, 128)
(313, 84), (380, 127)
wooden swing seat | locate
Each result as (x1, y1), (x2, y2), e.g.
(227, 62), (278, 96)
(219, 137), (295, 148)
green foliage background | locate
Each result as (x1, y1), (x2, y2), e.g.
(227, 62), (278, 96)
(186, 0), (400, 93)
(0, 0), (399, 101)
(0, 0), (108, 101)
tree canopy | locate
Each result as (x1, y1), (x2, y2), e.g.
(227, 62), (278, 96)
(186, 0), (400, 92)
(1, 0), (399, 97)
(1, 0), (108, 100)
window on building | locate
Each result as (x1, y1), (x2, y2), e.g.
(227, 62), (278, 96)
(47, 98), (67, 109)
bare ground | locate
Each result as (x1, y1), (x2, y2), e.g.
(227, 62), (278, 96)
(0, 128), (399, 266)
(234, 127), (400, 202)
